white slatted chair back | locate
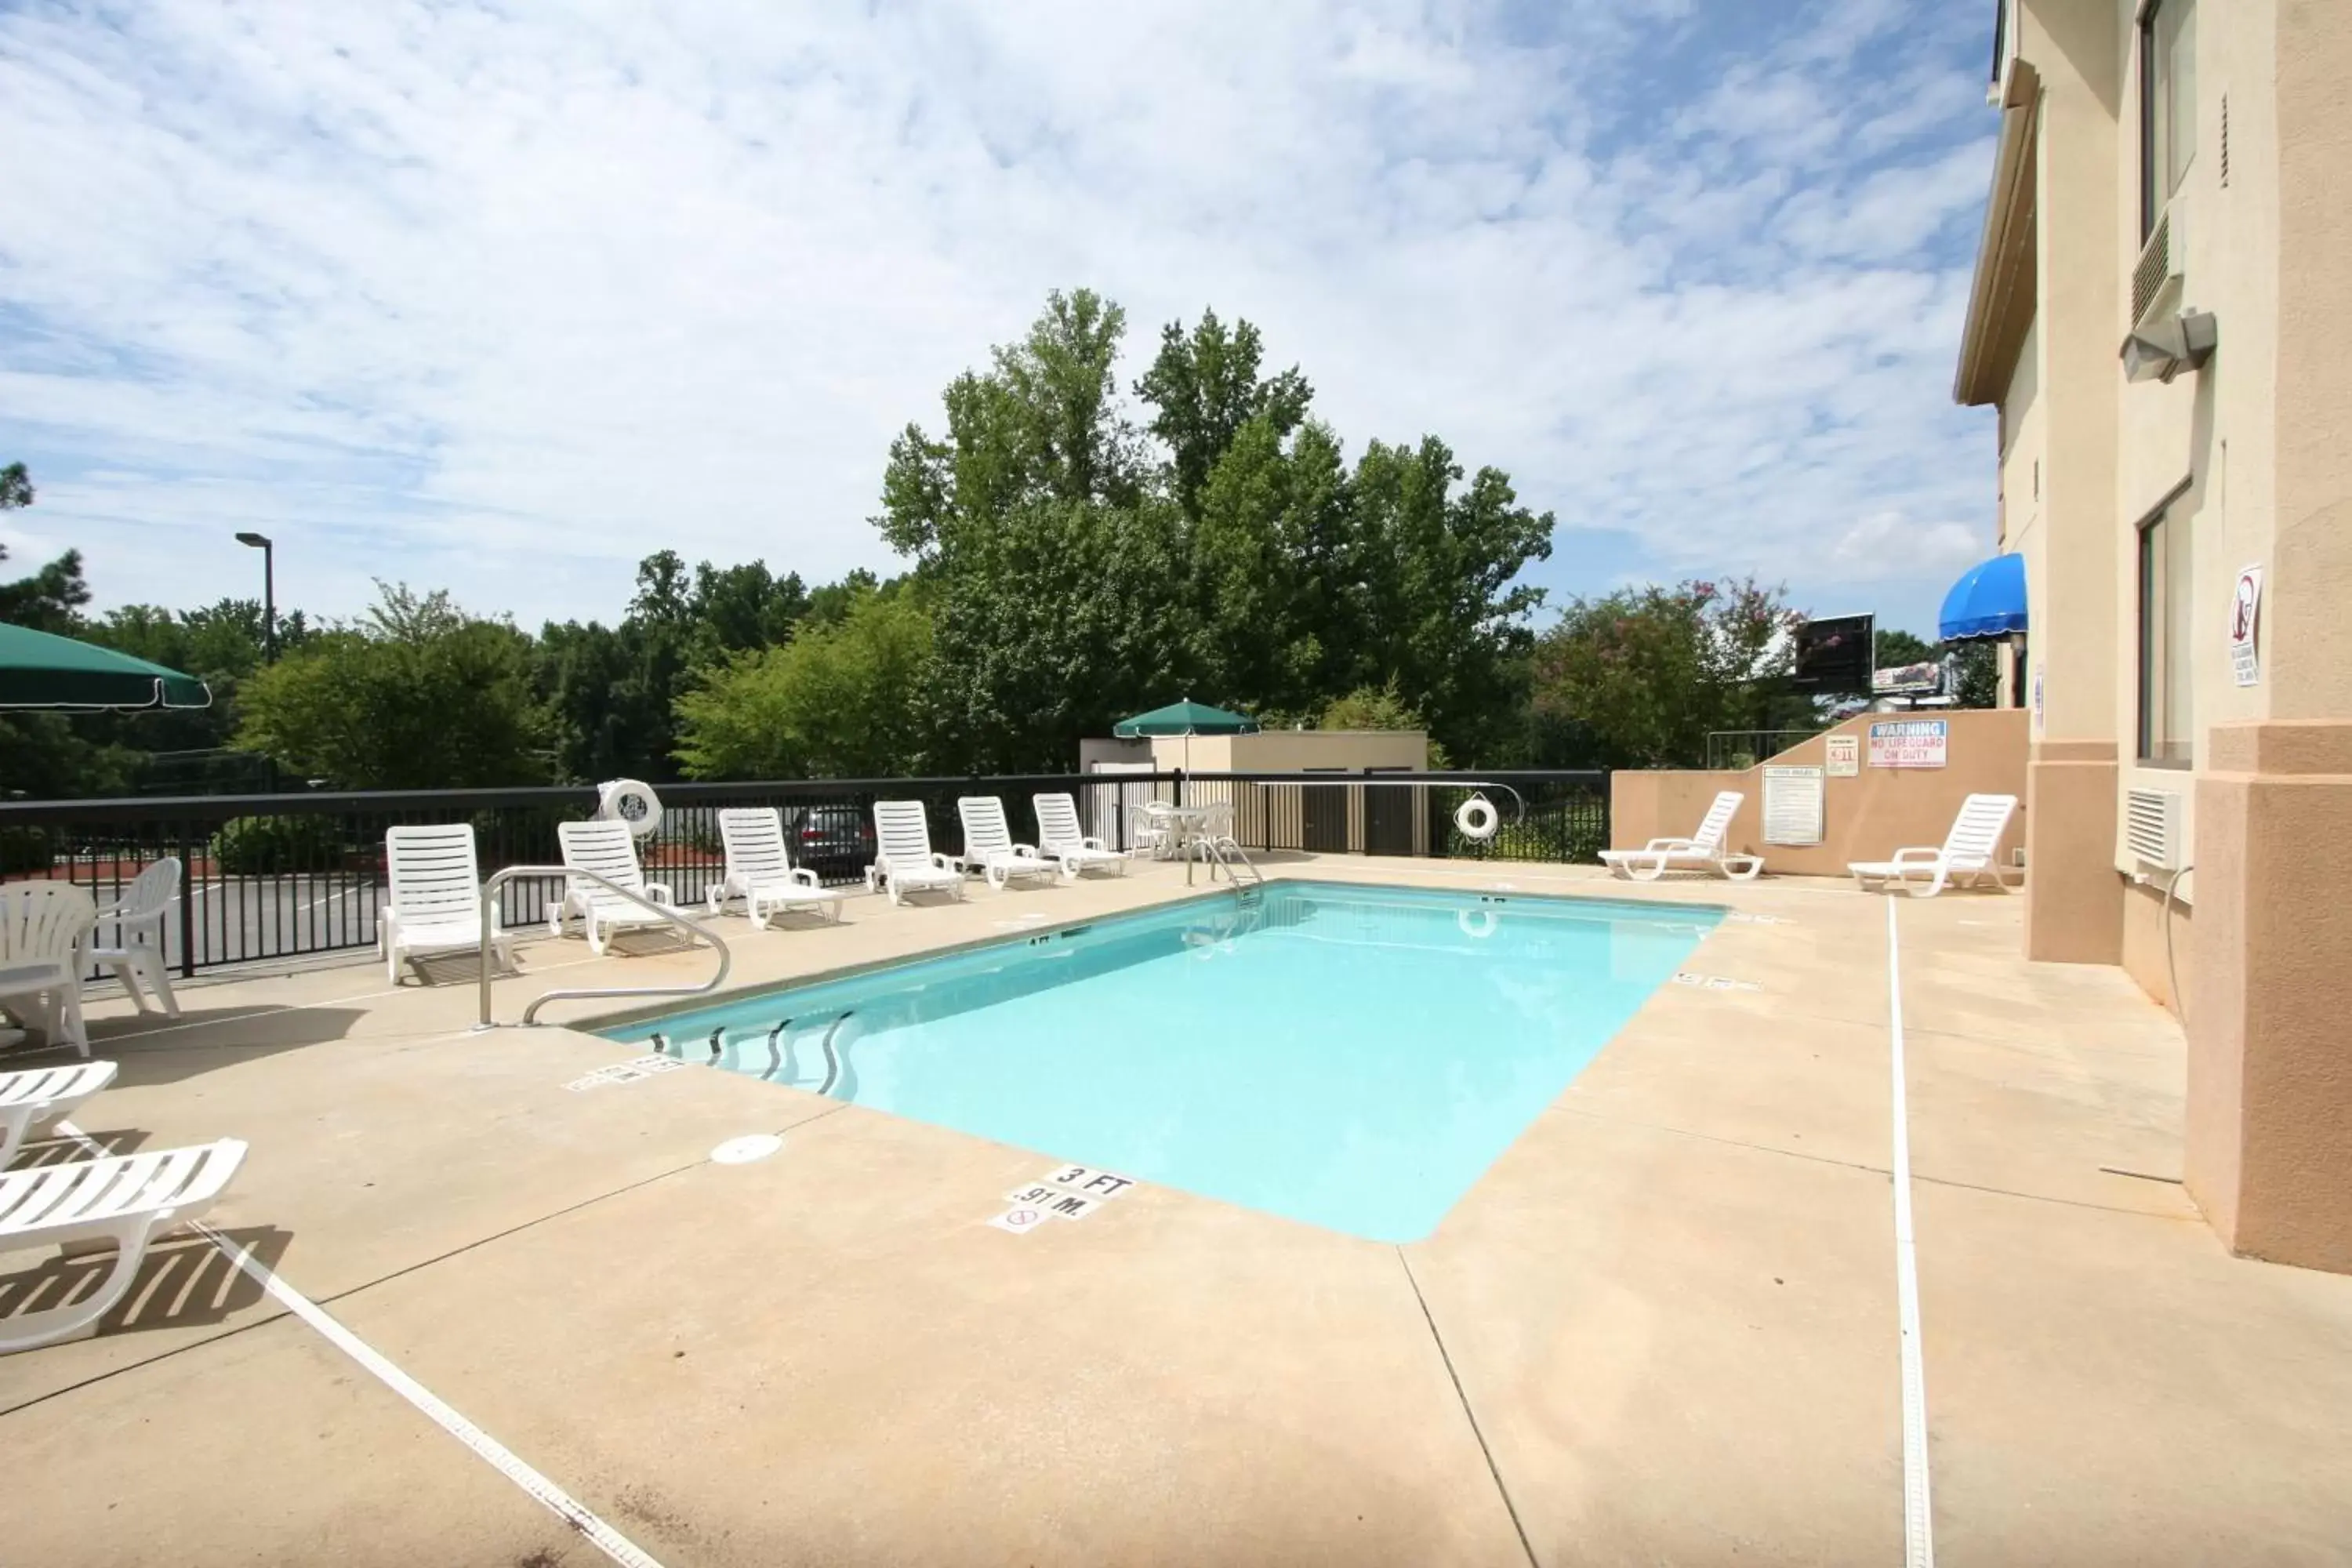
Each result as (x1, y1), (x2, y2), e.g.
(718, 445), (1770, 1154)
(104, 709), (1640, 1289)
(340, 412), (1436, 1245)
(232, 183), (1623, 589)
(1692, 791), (1744, 850)
(718, 808), (792, 884)
(558, 819), (650, 903)
(872, 800), (936, 871)
(0, 882), (95, 966)
(386, 826), (484, 923)
(1943, 794), (2017, 863)
(1034, 793), (1087, 852)
(957, 797), (1015, 862)
(111, 858), (181, 924)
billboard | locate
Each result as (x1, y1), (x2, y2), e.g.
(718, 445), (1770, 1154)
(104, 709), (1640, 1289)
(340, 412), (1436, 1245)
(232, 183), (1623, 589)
(1871, 660), (1944, 695)
(1791, 614), (1874, 696)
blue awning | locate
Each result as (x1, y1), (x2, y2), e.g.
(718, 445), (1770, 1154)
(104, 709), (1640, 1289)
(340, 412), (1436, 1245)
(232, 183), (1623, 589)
(1938, 552), (2028, 641)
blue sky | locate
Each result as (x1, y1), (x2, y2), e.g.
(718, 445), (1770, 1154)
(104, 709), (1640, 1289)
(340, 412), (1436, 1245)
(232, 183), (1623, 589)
(0, 0), (1998, 637)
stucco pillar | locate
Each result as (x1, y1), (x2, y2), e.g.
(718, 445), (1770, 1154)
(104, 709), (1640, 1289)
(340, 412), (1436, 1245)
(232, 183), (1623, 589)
(2022, 739), (2123, 963)
(2185, 720), (2352, 1272)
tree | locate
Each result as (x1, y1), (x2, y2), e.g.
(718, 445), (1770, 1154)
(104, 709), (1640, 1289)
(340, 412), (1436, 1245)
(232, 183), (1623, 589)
(1527, 579), (1806, 768)
(674, 587), (934, 779)
(1947, 641), (1999, 708)
(539, 551), (818, 783)
(1875, 628), (1936, 669)
(0, 466), (92, 636)
(1345, 437), (1553, 760)
(1134, 309), (1312, 521)
(236, 584), (549, 788)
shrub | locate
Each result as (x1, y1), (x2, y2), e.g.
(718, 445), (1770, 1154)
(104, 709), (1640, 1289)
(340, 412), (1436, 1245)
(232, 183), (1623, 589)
(211, 815), (345, 875)
(0, 826), (54, 877)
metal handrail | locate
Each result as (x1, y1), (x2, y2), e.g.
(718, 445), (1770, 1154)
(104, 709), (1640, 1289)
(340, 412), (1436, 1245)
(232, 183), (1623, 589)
(476, 862), (732, 1029)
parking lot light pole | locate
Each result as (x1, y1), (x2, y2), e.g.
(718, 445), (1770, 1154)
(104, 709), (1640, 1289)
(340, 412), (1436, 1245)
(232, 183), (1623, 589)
(234, 532), (276, 661)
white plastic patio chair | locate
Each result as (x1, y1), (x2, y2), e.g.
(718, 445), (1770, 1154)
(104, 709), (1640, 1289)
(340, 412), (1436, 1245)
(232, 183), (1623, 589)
(551, 819), (680, 956)
(0, 1137), (246, 1353)
(708, 808), (846, 927)
(1849, 793), (2019, 898)
(955, 797), (1068, 890)
(1033, 793), (1127, 877)
(870, 801), (964, 906)
(0, 1059), (118, 1168)
(381, 826), (514, 985)
(1599, 791), (1762, 881)
(0, 883), (97, 1057)
(87, 858), (182, 1018)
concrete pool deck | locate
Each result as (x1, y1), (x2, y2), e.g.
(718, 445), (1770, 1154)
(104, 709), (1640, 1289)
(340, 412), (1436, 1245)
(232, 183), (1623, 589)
(4, 855), (2350, 1566)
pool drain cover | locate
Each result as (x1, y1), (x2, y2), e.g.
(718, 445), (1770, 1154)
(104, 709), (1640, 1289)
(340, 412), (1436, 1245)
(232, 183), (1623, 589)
(711, 1134), (784, 1165)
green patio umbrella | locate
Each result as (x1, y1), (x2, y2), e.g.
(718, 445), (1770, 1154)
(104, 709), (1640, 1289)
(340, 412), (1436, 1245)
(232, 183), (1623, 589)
(1112, 698), (1258, 771)
(0, 622), (213, 711)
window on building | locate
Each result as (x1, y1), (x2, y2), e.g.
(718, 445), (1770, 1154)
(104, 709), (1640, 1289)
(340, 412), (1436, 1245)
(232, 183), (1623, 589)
(2140, 0), (2197, 238)
(2137, 503), (2194, 765)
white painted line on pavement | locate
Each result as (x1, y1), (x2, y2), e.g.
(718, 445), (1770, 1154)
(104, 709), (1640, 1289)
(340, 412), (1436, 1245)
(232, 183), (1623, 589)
(55, 1120), (667, 1568)
(1884, 898), (1935, 1568)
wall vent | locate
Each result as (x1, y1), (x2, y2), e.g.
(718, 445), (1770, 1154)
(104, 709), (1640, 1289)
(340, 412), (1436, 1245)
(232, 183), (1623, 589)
(2125, 788), (2183, 869)
(2132, 209), (2179, 325)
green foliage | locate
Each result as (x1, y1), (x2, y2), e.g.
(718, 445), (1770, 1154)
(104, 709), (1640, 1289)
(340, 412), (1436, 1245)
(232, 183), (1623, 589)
(1947, 641), (1999, 708)
(0, 825), (57, 875)
(877, 289), (1552, 768)
(1528, 579), (1806, 768)
(1875, 627), (1936, 669)
(0, 462), (31, 511)
(674, 587), (935, 779)
(1135, 310), (1312, 521)
(235, 585), (550, 789)
(210, 814), (347, 875)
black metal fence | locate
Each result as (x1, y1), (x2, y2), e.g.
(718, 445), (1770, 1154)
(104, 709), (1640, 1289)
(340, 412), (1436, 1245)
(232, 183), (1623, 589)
(0, 768), (1606, 979)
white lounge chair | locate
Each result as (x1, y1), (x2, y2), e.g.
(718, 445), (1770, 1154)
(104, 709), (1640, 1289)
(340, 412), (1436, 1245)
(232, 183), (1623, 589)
(870, 801), (964, 906)
(87, 858), (182, 1018)
(708, 808), (847, 927)
(1849, 793), (2019, 898)
(0, 883), (96, 1056)
(1033, 793), (1128, 877)
(381, 826), (514, 985)
(0, 1138), (247, 1353)
(0, 1059), (118, 1168)
(955, 797), (1069, 890)
(1599, 791), (1762, 881)
(552, 819), (681, 955)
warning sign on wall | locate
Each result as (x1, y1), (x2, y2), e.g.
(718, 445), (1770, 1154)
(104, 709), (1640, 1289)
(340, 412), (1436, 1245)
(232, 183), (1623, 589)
(1867, 719), (1948, 769)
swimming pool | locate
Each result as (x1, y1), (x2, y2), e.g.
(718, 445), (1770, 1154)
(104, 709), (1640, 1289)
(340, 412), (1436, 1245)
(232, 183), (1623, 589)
(603, 880), (1719, 1243)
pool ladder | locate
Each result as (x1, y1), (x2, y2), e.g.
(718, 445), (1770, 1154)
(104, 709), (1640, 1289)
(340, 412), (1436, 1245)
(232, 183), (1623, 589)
(1200, 833), (1262, 891)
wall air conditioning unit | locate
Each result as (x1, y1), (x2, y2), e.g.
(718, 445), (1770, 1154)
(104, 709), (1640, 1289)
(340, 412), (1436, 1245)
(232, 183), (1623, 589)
(2122, 208), (2216, 383)
(2125, 787), (2184, 870)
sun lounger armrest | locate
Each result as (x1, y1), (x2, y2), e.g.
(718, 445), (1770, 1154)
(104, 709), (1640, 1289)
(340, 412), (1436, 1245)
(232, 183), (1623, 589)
(1079, 835), (1109, 852)
(789, 867), (822, 889)
(1642, 837), (1698, 853)
(929, 853), (956, 873)
(646, 880), (675, 906)
(1012, 841), (1042, 858)
(1887, 848), (1942, 864)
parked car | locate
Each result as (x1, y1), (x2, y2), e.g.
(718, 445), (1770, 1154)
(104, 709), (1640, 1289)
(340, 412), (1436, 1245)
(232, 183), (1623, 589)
(782, 804), (877, 880)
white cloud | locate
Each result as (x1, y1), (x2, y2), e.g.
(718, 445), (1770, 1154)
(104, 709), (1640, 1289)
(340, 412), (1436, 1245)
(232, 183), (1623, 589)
(0, 0), (1999, 630)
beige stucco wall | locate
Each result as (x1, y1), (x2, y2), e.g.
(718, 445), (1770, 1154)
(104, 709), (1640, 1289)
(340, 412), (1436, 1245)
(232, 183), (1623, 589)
(1146, 730), (1428, 775)
(1608, 710), (2028, 879)
(1984, 0), (2352, 1271)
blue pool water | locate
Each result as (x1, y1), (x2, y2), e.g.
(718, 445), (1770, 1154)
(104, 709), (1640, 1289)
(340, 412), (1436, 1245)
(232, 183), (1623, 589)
(603, 881), (1718, 1243)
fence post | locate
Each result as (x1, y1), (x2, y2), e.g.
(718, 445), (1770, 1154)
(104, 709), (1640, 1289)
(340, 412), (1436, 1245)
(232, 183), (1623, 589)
(1172, 768), (1185, 809)
(176, 822), (201, 978)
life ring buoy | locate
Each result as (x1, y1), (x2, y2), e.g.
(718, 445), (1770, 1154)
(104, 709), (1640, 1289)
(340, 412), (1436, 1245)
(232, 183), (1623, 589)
(1454, 794), (1500, 841)
(1457, 908), (1497, 940)
(596, 778), (663, 837)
